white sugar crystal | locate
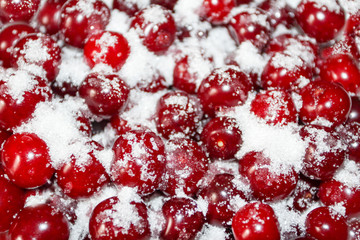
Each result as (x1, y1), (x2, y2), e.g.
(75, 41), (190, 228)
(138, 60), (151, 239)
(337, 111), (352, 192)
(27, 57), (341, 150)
(106, 9), (130, 34)
(174, 0), (204, 25)
(16, 97), (90, 169)
(230, 6), (270, 29)
(93, 147), (114, 174)
(313, 0), (342, 13)
(286, 0), (301, 8)
(233, 41), (268, 75)
(196, 224), (229, 240)
(92, 32), (118, 63)
(339, 0), (360, 14)
(142, 5), (168, 24)
(20, 38), (50, 63)
(4, 69), (37, 103)
(334, 159), (360, 188)
(66, 0), (97, 17)
(271, 52), (304, 70)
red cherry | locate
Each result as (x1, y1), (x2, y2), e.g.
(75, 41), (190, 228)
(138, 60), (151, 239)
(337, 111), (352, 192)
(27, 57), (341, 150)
(0, 22), (35, 68)
(258, 0), (294, 28)
(341, 122), (360, 163)
(9, 204), (70, 240)
(0, 70), (52, 130)
(156, 91), (203, 139)
(130, 5), (176, 53)
(111, 130), (166, 195)
(299, 80), (351, 127)
(348, 96), (360, 124)
(0, 172), (25, 232)
(349, 218), (360, 240)
(84, 31), (130, 71)
(57, 141), (109, 199)
(239, 151), (298, 201)
(250, 89), (297, 126)
(201, 116), (242, 160)
(0, 129), (11, 148)
(198, 66), (253, 117)
(11, 33), (62, 82)
(151, 0), (178, 10)
(60, 0), (111, 48)
(198, 173), (246, 225)
(109, 115), (132, 135)
(89, 196), (150, 240)
(305, 206), (348, 240)
(291, 176), (320, 212)
(232, 202), (281, 240)
(163, 138), (209, 196)
(36, 0), (67, 35)
(1, 133), (54, 189)
(200, 0), (236, 25)
(295, 0), (345, 43)
(319, 36), (360, 63)
(161, 197), (205, 240)
(113, 0), (142, 16)
(345, 10), (360, 36)
(79, 72), (130, 118)
(136, 72), (167, 93)
(319, 180), (360, 217)
(0, 0), (41, 23)
(300, 125), (345, 180)
(228, 8), (271, 50)
(319, 54), (360, 95)
(261, 52), (313, 91)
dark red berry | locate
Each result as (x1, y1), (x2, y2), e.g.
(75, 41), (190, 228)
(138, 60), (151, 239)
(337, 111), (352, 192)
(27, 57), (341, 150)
(37, 0), (67, 35)
(0, 0), (41, 23)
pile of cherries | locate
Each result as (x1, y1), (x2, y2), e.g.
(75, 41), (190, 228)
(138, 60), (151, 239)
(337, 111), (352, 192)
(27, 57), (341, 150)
(1, 0), (360, 239)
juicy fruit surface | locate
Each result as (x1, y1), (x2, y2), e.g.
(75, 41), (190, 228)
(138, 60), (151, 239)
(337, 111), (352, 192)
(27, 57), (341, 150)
(1, 0), (360, 239)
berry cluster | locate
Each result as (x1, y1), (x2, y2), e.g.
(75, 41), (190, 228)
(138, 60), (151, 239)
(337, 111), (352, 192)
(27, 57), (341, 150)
(0, 0), (360, 239)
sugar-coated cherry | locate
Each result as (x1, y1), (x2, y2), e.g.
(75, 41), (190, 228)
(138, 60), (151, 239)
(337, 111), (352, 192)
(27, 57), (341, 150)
(89, 196), (150, 240)
(9, 204), (70, 240)
(349, 218), (360, 240)
(319, 36), (360, 63)
(162, 138), (209, 196)
(299, 80), (351, 127)
(250, 89), (297, 126)
(151, 0), (178, 10)
(200, 0), (236, 25)
(60, 0), (111, 48)
(341, 122), (360, 163)
(198, 173), (246, 226)
(305, 206), (348, 240)
(136, 72), (167, 93)
(228, 8), (271, 50)
(1, 133), (54, 189)
(111, 130), (166, 195)
(296, 0), (345, 43)
(79, 72), (130, 118)
(156, 91), (203, 139)
(319, 180), (360, 217)
(239, 151), (298, 201)
(198, 66), (253, 117)
(57, 141), (109, 199)
(232, 202), (280, 240)
(201, 116), (242, 160)
(36, 0), (67, 35)
(258, 0), (294, 28)
(0, 22), (35, 68)
(83, 31), (130, 71)
(11, 33), (62, 82)
(319, 54), (360, 95)
(130, 5), (176, 53)
(0, 0), (41, 23)
(161, 197), (205, 240)
(300, 125), (345, 180)
(291, 176), (319, 212)
(345, 10), (360, 36)
(0, 172), (25, 232)
(348, 97), (360, 124)
(113, 0), (142, 16)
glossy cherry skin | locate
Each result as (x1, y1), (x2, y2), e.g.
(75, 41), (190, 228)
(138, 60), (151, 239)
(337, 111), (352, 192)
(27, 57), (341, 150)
(156, 91), (203, 139)
(60, 0), (111, 48)
(79, 72), (130, 118)
(258, 0), (294, 28)
(198, 173), (246, 226)
(0, 0), (41, 23)
(161, 197), (205, 240)
(296, 0), (345, 43)
(9, 204), (70, 240)
(198, 66), (253, 117)
(57, 142), (109, 199)
(37, 0), (67, 35)
(89, 197), (150, 240)
(299, 80), (351, 127)
(200, 0), (236, 25)
(349, 218), (360, 240)
(201, 116), (242, 160)
(345, 10), (360, 36)
(130, 5), (176, 53)
(319, 54), (360, 95)
(0, 129), (11, 148)
(11, 33), (62, 82)
(319, 180), (360, 217)
(113, 0), (142, 16)
(348, 96), (360, 124)
(250, 89), (297, 126)
(319, 36), (360, 63)
(0, 172), (25, 232)
(162, 138), (209, 196)
(228, 8), (271, 50)
(0, 22), (35, 68)
(305, 207), (348, 240)
(239, 151), (298, 201)
(83, 31), (130, 71)
(1, 133), (54, 189)
(232, 202), (281, 240)
(111, 130), (166, 196)
(341, 122), (360, 163)
(300, 125), (345, 180)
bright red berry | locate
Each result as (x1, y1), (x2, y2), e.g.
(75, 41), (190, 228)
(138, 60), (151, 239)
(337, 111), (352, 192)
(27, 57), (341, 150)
(200, 0), (236, 25)
(37, 0), (67, 35)
(0, 0), (41, 23)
